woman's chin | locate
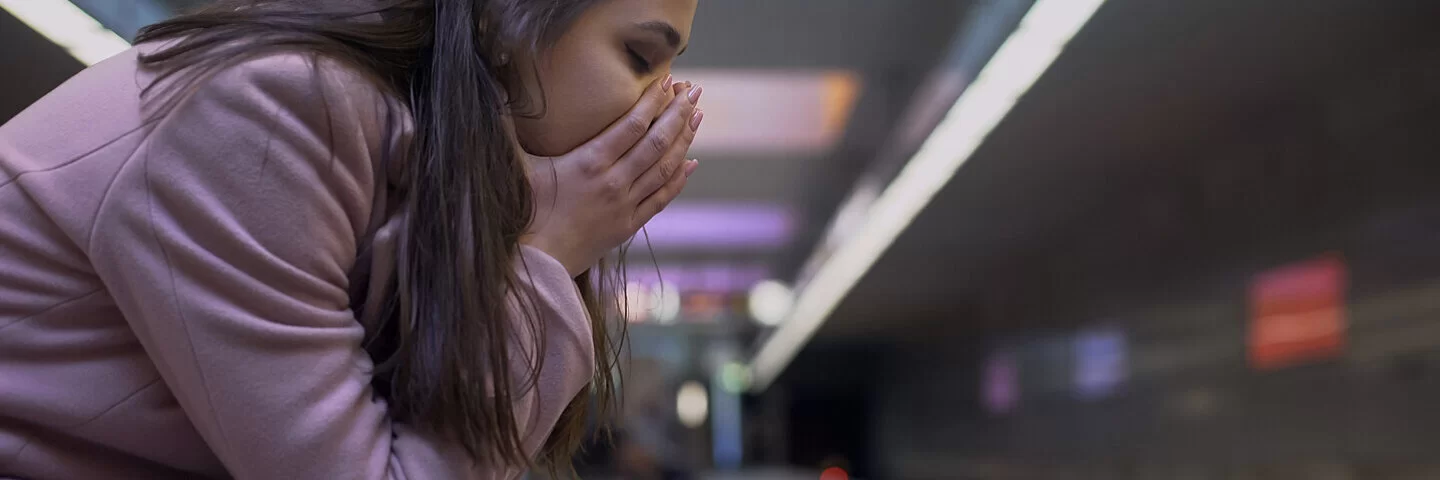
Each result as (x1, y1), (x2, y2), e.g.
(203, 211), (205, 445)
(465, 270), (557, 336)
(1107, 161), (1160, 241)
(515, 128), (580, 158)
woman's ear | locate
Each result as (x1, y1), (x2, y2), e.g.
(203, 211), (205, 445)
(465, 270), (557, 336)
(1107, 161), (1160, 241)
(475, 7), (516, 68)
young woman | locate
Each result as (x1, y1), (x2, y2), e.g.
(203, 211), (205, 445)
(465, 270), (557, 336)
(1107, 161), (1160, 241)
(0, 0), (701, 478)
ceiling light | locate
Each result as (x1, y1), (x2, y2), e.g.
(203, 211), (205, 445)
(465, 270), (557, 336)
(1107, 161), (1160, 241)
(622, 281), (651, 324)
(747, 0), (1109, 392)
(652, 281), (681, 325)
(718, 362), (751, 394)
(0, 0), (130, 66)
(671, 69), (861, 156)
(675, 380), (709, 428)
(748, 280), (794, 327)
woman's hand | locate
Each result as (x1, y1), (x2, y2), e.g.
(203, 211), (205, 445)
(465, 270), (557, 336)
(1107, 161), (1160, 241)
(523, 75), (704, 277)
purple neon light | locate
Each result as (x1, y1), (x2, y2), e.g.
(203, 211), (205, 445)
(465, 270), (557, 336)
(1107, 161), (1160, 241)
(982, 351), (1019, 415)
(640, 203), (794, 249)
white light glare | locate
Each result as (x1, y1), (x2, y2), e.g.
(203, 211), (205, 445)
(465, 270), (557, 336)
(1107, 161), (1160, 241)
(747, 0), (1109, 392)
(675, 380), (709, 428)
(748, 280), (795, 327)
(0, 0), (131, 66)
(622, 282), (651, 324)
(653, 281), (681, 325)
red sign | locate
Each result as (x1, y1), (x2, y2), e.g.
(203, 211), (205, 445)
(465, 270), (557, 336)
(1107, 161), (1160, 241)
(1248, 254), (1347, 370)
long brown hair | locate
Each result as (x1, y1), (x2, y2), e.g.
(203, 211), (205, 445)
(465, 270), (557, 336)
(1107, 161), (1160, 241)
(135, 0), (618, 473)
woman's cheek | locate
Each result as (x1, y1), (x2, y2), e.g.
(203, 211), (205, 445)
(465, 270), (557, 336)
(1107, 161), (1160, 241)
(564, 58), (652, 145)
(560, 83), (649, 154)
(514, 62), (650, 156)
(589, 94), (633, 136)
(580, 73), (649, 137)
(514, 99), (605, 157)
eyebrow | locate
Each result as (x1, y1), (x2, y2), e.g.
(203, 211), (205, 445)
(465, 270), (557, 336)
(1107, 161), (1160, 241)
(635, 21), (688, 56)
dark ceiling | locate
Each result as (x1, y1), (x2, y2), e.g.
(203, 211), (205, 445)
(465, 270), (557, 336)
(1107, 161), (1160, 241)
(0, 9), (84, 122)
(666, 0), (971, 276)
(805, 0), (1440, 354)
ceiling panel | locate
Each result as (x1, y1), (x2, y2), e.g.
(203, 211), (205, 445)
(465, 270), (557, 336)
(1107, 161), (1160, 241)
(0, 7), (83, 121)
(816, 0), (1440, 345)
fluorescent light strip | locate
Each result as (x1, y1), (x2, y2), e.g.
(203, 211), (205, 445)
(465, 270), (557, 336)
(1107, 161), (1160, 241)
(0, 0), (131, 66)
(747, 0), (1109, 392)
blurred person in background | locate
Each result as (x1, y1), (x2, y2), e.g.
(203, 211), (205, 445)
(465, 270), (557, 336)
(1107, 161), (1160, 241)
(0, 0), (702, 478)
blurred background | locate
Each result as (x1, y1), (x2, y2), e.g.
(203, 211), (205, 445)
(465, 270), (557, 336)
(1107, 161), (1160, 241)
(7, 0), (1440, 478)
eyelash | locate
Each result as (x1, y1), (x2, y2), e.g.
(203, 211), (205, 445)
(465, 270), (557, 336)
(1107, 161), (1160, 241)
(626, 46), (653, 74)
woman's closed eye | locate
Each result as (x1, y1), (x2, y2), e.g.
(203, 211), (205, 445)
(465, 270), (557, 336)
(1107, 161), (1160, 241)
(622, 20), (686, 77)
(626, 45), (654, 74)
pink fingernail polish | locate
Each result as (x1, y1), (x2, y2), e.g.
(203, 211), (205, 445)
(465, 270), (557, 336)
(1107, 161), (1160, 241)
(662, 74), (674, 92)
(684, 159), (699, 177)
(688, 85), (703, 105)
(690, 109), (704, 131)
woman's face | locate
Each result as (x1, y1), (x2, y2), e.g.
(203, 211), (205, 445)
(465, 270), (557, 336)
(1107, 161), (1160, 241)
(511, 0), (699, 157)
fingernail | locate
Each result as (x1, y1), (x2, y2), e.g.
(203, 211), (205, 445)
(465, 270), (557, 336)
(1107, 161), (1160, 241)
(684, 159), (699, 177)
(690, 109), (704, 131)
(688, 84), (703, 105)
(661, 74), (674, 92)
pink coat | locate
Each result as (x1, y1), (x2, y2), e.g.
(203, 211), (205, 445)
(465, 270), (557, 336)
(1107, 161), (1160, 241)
(0, 44), (594, 479)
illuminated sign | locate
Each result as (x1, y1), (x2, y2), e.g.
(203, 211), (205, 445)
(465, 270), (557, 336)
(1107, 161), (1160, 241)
(1248, 254), (1347, 370)
(1072, 327), (1128, 399)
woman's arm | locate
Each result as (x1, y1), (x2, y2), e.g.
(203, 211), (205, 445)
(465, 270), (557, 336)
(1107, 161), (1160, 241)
(88, 53), (592, 479)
